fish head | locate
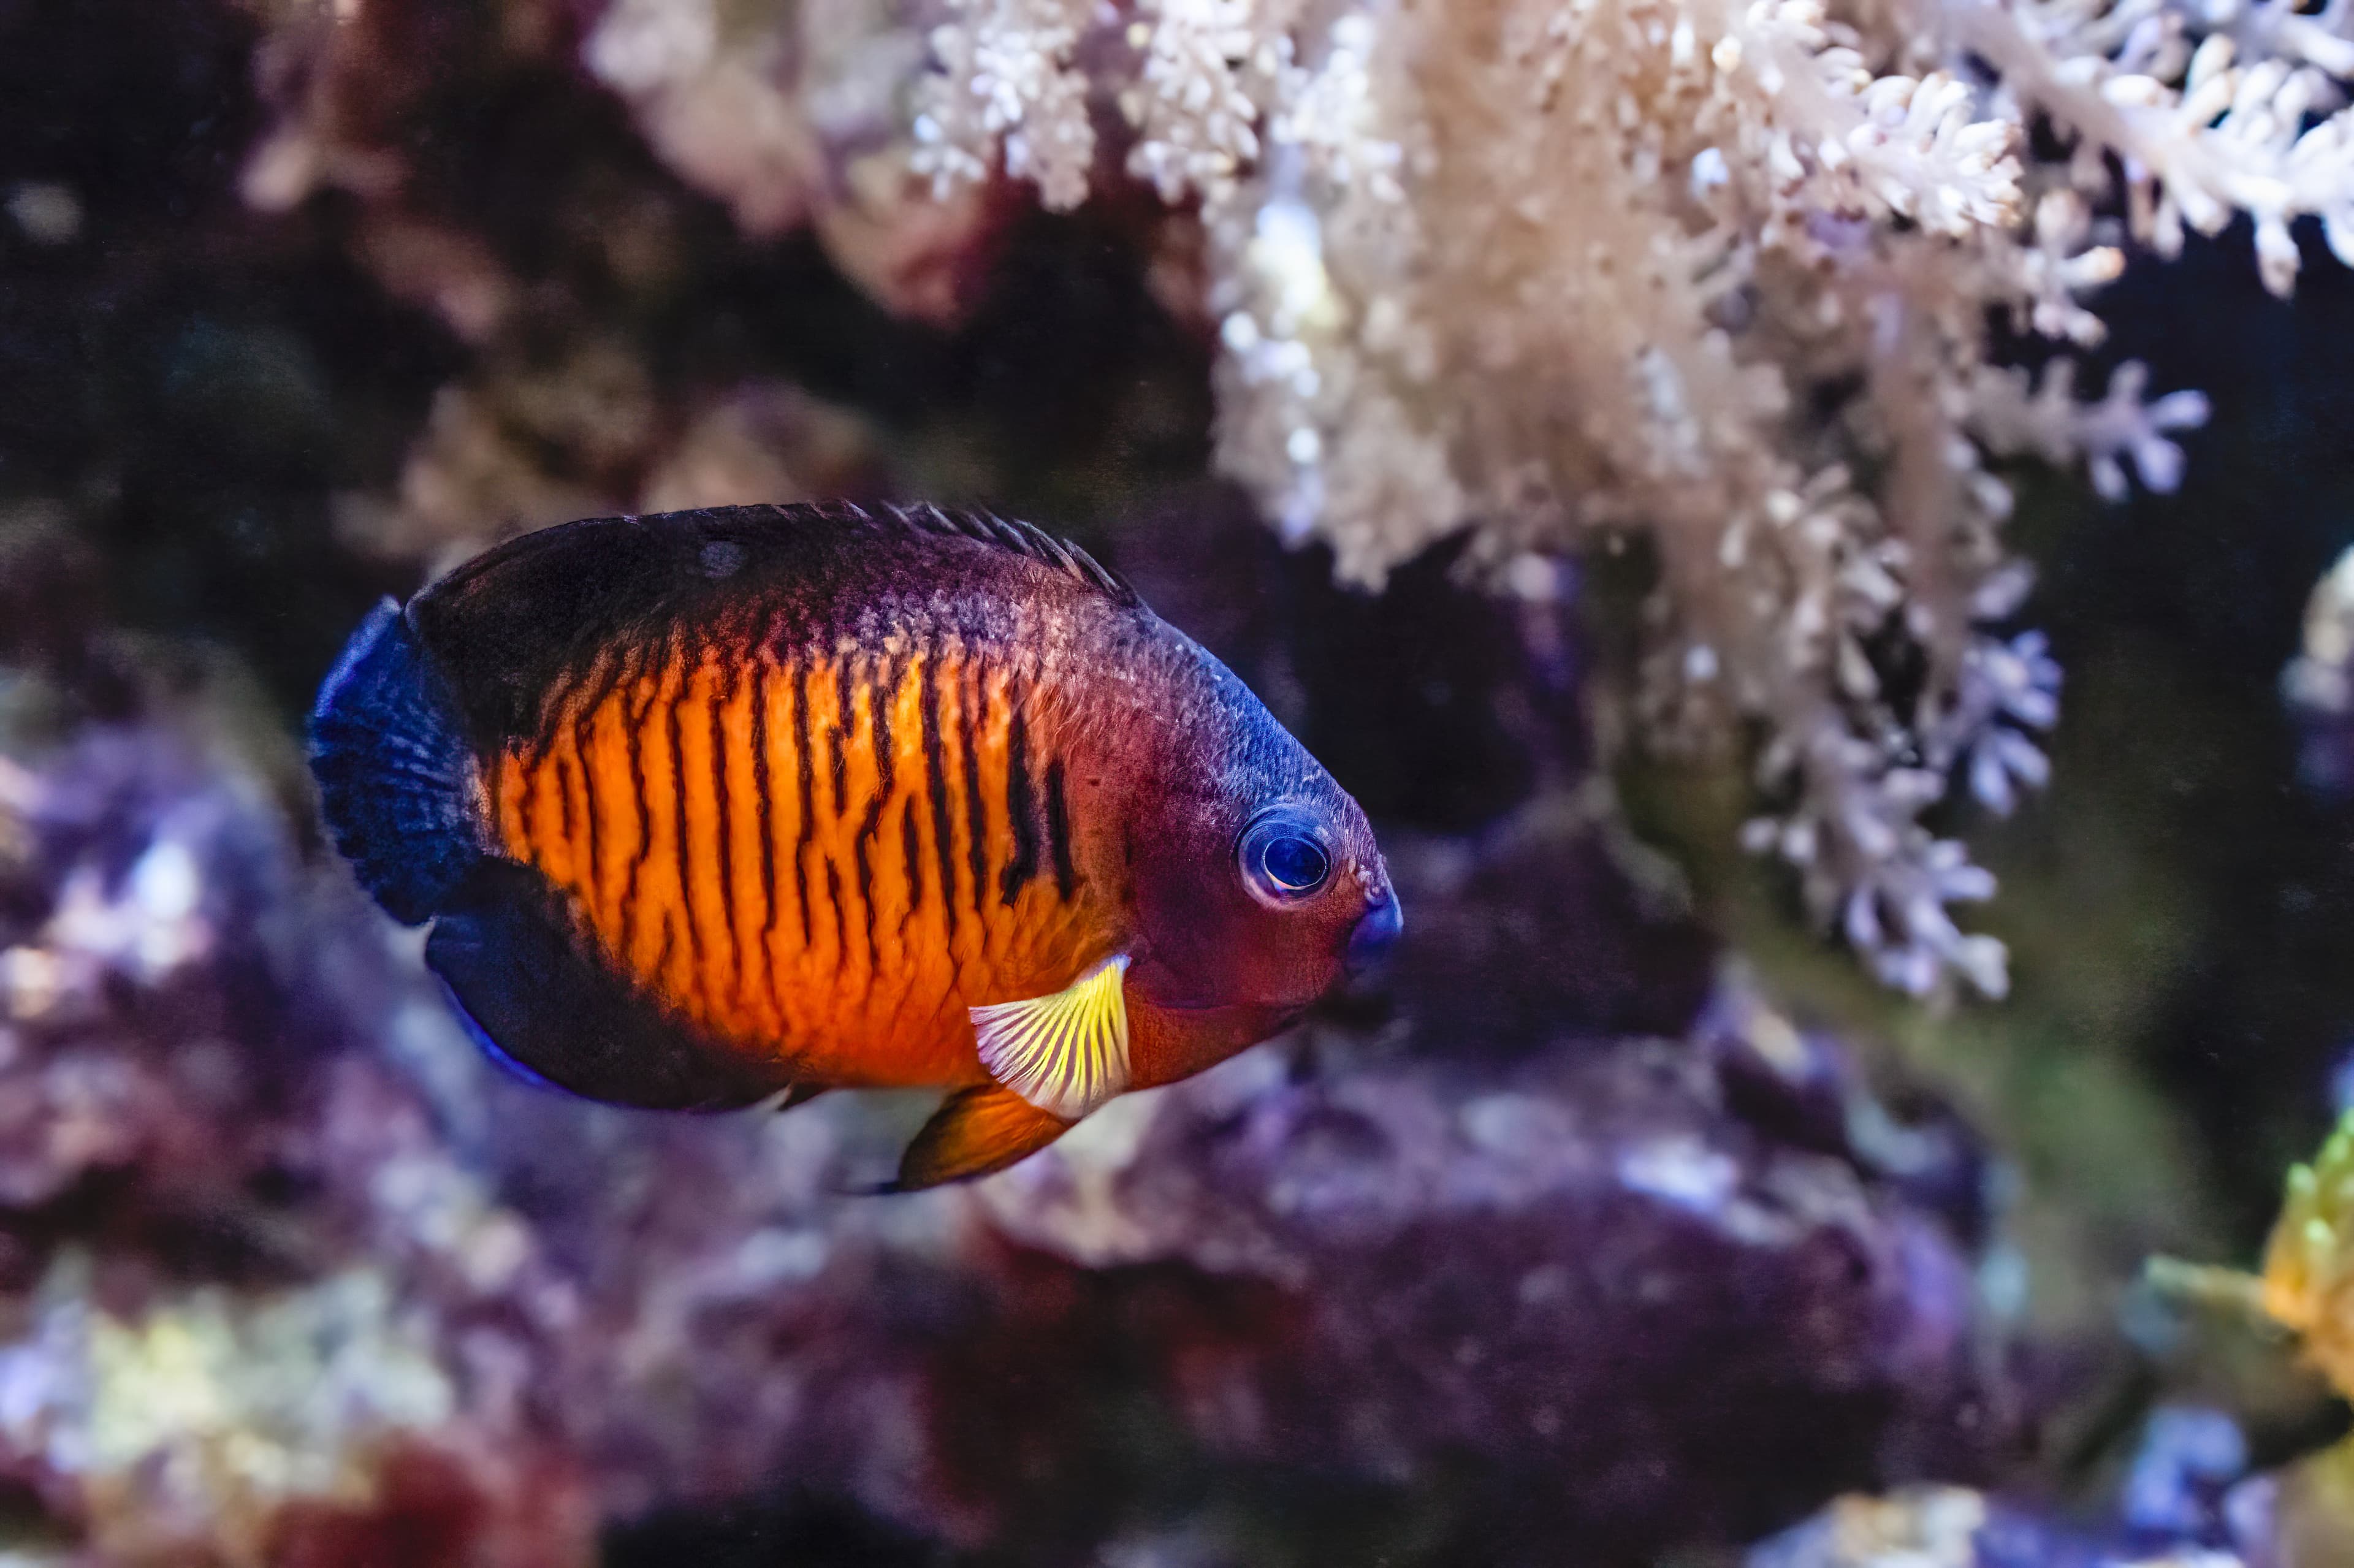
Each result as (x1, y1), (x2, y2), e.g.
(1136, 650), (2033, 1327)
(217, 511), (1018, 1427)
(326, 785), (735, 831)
(1124, 714), (1398, 1024)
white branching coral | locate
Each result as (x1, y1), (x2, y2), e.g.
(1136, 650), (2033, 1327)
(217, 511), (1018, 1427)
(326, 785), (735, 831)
(913, 0), (1099, 210)
(899, 0), (2354, 999)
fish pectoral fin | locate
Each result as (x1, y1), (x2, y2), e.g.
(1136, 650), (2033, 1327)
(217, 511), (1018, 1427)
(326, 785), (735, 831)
(894, 953), (1132, 1190)
(750, 1082), (831, 1115)
(894, 1083), (1072, 1190)
(969, 954), (1132, 1121)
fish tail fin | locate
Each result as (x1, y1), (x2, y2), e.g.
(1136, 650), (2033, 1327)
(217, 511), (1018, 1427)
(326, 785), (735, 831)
(308, 598), (486, 924)
(890, 1083), (1072, 1191)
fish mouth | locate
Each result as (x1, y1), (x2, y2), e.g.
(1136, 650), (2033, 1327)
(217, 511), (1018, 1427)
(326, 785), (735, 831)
(1346, 889), (1403, 975)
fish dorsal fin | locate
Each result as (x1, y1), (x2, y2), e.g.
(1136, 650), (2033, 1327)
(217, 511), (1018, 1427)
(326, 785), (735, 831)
(408, 501), (1148, 752)
(868, 501), (1139, 607)
(970, 954), (1133, 1120)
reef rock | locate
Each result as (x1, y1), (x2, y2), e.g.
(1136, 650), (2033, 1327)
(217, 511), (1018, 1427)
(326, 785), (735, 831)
(978, 976), (2017, 1561)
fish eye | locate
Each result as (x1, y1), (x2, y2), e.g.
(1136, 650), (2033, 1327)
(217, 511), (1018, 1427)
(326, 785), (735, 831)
(1238, 810), (1332, 907)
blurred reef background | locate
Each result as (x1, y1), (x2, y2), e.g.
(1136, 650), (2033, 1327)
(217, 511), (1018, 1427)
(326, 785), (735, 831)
(12, 0), (2354, 1564)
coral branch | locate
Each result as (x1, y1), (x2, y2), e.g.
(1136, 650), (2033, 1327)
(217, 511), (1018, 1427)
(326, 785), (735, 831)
(892, 0), (2298, 995)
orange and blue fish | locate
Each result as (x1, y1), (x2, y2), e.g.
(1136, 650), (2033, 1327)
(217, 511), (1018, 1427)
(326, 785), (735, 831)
(309, 502), (1401, 1187)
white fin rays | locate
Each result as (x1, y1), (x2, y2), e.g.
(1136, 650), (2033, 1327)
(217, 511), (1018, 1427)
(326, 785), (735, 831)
(970, 954), (1132, 1121)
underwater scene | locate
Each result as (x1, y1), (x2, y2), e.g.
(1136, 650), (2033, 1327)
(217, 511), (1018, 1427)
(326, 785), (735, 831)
(17, 0), (2354, 1563)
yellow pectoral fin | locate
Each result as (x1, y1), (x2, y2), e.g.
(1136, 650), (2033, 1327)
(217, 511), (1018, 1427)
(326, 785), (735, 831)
(896, 1083), (1073, 1190)
(969, 954), (1132, 1121)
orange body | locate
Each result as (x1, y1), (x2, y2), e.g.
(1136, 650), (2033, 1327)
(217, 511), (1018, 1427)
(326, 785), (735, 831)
(490, 637), (1119, 1087)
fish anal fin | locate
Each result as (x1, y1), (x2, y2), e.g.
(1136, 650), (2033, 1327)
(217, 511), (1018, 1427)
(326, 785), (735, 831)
(970, 954), (1131, 1121)
(894, 1083), (1072, 1190)
(425, 858), (785, 1111)
(749, 1081), (830, 1114)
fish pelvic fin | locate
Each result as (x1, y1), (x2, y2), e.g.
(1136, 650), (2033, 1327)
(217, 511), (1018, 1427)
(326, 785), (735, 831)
(970, 954), (1132, 1121)
(753, 1082), (831, 1114)
(894, 1083), (1072, 1190)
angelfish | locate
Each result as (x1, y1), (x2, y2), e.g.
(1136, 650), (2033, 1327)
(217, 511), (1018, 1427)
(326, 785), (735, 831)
(309, 503), (1402, 1187)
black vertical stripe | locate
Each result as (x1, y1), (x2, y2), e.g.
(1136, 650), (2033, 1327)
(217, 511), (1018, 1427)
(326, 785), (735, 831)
(854, 660), (902, 953)
(576, 707), (602, 918)
(823, 859), (847, 965)
(850, 816), (879, 971)
(869, 658), (899, 804)
(920, 657), (960, 943)
(1045, 756), (1076, 900)
(832, 658), (855, 818)
(651, 919), (675, 997)
(848, 801), (880, 967)
(1000, 694), (1040, 904)
(745, 663), (783, 1027)
(621, 669), (655, 954)
(752, 664), (776, 937)
(959, 666), (988, 918)
(666, 686), (702, 983)
(833, 660), (874, 972)
(899, 794), (925, 929)
(550, 747), (572, 853)
(792, 661), (816, 948)
(707, 671), (739, 995)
